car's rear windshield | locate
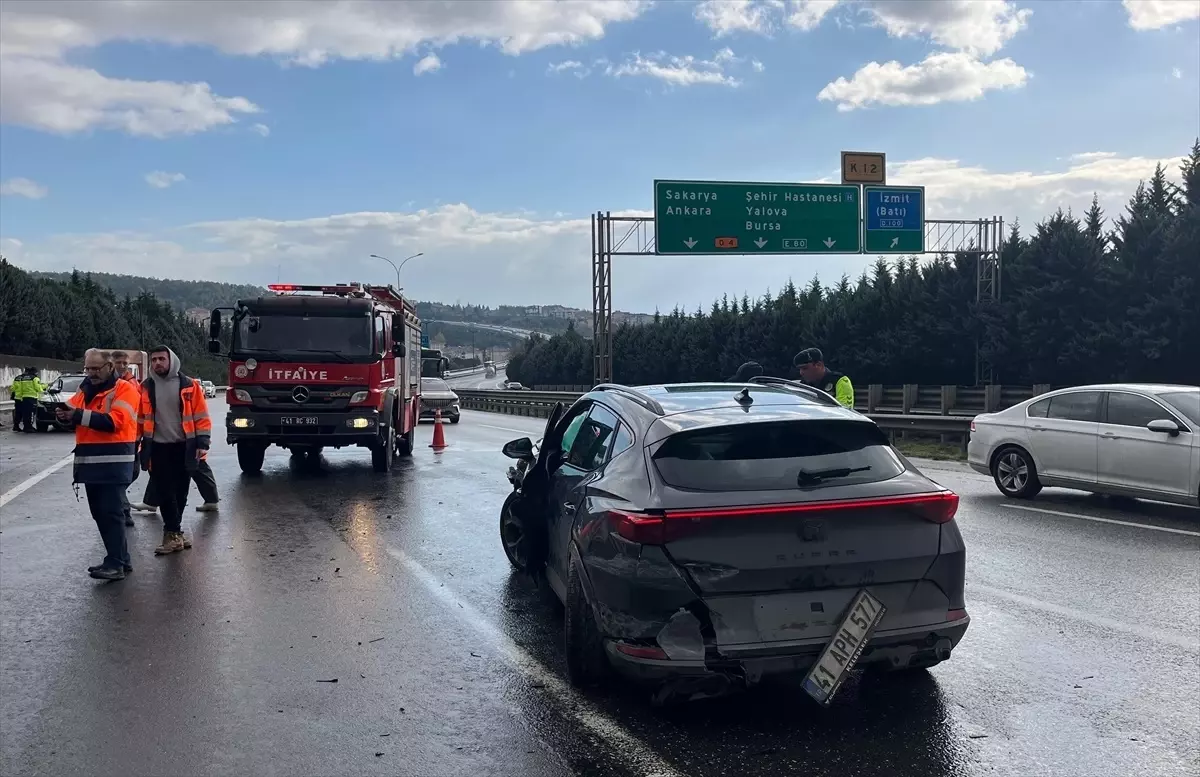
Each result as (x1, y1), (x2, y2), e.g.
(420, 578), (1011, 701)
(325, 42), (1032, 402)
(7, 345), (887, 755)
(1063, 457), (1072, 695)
(422, 378), (450, 391)
(651, 419), (904, 492)
(1159, 390), (1200, 426)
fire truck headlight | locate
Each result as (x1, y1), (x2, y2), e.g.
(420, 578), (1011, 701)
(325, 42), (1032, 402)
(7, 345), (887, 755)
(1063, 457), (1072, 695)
(348, 391), (369, 404)
(347, 417), (373, 429)
(234, 389), (252, 402)
(232, 417), (254, 428)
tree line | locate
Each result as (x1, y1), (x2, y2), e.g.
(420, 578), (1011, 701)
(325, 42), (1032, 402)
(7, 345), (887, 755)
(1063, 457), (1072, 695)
(32, 269), (268, 314)
(1, 261), (226, 381)
(507, 141), (1200, 390)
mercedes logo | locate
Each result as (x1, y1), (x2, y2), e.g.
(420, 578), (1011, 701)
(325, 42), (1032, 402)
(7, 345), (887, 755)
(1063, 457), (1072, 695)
(291, 385), (310, 403)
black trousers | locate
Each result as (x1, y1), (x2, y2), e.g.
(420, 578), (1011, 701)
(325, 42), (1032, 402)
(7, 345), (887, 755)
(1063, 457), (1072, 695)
(14, 398), (36, 432)
(142, 457), (218, 507)
(86, 483), (130, 570)
(149, 442), (190, 533)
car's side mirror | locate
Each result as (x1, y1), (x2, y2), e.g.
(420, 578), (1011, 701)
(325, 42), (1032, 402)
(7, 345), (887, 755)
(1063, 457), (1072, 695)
(1147, 419), (1181, 436)
(208, 310), (222, 340)
(502, 437), (534, 459)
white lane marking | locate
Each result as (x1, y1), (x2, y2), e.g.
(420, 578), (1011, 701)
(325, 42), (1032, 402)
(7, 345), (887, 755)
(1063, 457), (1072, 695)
(476, 422), (542, 436)
(968, 583), (1200, 652)
(385, 546), (682, 777)
(0, 454), (74, 510)
(1000, 503), (1200, 538)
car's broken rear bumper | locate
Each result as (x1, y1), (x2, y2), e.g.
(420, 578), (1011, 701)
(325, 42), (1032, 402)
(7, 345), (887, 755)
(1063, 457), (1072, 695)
(605, 615), (970, 688)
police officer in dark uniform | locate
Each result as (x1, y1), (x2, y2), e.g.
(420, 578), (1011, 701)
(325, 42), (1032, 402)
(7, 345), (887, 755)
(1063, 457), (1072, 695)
(794, 347), (855, 409)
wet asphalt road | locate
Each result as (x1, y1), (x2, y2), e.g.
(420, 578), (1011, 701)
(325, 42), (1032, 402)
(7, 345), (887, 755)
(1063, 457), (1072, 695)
(1, 401), (1198, 777)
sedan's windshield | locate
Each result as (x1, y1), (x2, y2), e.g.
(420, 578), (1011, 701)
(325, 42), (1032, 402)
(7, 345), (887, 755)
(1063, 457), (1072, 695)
(1159, 390), (1200, 426)
(422, 378), (451, 392)
(54, 376), (85, 394)
(234, 314), (373, 358)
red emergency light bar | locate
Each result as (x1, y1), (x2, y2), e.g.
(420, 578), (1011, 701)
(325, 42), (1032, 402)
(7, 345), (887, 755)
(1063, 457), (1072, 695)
(268, 283), (364, 294)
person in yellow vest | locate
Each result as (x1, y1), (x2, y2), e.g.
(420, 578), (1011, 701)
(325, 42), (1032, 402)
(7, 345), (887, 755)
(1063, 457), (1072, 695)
(55, 350), (140, 581)
(11, 367), (46, 433)
(138, 346), (212, 555)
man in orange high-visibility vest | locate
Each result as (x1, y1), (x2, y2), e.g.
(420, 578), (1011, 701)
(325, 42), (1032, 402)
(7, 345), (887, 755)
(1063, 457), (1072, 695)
(56, 350), (141, 581)
(139, 346), (212, 555)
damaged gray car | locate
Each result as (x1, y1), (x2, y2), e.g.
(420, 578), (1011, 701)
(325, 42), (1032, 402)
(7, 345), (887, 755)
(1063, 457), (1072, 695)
(499, 378), (970, 705)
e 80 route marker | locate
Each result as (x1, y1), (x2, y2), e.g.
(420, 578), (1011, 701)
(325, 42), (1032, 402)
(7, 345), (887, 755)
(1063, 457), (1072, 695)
(863, 185), (925, 254)
(654, 179), (862, 256)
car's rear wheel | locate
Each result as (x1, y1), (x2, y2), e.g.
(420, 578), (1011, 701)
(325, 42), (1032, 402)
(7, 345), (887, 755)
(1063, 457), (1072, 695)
(564, 555), (609, 688)
(991, 446), (1042, 498)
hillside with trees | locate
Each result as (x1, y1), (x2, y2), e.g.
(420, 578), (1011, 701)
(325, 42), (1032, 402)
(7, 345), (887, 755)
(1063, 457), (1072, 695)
(1, 262), (225, 381)
(507, 141), (1200, 389)
(32, 270), (268, 314)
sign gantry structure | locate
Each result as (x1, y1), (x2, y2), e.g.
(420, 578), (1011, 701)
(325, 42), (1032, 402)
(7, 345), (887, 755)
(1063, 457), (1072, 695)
(591, 154), (1002, 386)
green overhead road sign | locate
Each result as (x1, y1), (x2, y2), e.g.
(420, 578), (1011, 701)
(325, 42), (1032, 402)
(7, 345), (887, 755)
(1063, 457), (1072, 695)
(654, 180), (862, 256)
(864, 185), (925, 254)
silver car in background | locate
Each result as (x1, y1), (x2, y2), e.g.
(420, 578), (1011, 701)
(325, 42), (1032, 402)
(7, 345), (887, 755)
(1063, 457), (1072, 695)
(968, 384), (1200, 507)
(420, 377), (460, 423)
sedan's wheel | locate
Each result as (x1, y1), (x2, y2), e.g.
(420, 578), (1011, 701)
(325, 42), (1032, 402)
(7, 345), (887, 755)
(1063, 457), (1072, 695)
(992, 446), (1042, 499)
(499, 492), (527, 571)
(564, 556), (610, 688)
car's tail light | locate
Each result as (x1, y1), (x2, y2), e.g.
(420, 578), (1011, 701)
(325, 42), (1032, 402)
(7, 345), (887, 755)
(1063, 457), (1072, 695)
(609, 491), (960, 545)
(613, 642), (669, 660)
(947, 608), (969, 622)
(970, 420), (976, 432)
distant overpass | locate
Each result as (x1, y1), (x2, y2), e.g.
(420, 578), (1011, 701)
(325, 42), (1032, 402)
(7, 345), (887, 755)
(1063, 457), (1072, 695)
(423, 320), (552, 340)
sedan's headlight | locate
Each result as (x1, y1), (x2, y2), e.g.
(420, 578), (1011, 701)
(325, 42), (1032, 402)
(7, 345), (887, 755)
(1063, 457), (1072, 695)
(234, 389), (251, 402)
(349, 391), (369, 404)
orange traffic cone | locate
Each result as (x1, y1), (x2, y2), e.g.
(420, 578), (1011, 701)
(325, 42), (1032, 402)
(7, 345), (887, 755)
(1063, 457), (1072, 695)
(430, 407), (448, 452)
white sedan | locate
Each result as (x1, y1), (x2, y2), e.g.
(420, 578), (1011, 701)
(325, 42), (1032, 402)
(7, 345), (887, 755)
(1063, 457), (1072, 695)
(968, 383), (1200, 507)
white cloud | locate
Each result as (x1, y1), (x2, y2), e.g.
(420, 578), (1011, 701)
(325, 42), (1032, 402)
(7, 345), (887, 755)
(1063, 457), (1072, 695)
(1123, 0), (1200, 30)
(144, 171), (187, 189)
(413, 53), (443, 75)
(818, 52), (1028, 111)
(0, 54), (261, 138)
(694, 0), (779, 37)
(605, 48), (756, 88)
(858, 0), (1031, 58)
(0, 0), (649, 137)
(251, 122), (271, 137)
(548, 60), (590, 77)
(0, 177), (49, 199)
(2, 152), (1185, 313)
(786, 0), (840, 31)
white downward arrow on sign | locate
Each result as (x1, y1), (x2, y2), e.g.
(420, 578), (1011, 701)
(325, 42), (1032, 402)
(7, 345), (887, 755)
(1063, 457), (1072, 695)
(684, 238), (697, 249)
(754, 237), (767, 248)
(823, 238), (836, 248)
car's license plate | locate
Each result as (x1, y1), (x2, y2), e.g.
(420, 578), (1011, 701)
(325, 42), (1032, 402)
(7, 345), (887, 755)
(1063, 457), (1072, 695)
(281, 417), (318, 426)
(802, 589), (886, 706)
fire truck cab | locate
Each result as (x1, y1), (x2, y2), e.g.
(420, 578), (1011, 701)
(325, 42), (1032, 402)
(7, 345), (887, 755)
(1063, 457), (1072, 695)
(208, 283), (422, 474)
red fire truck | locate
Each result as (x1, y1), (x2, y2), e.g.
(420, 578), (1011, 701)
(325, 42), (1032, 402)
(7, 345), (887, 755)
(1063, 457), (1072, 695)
(208, 283), (423, 474)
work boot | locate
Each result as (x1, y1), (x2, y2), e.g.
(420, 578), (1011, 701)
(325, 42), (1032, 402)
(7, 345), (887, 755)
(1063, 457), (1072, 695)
(181, 532), (193, 549)
(196, 502), (219, 512)
(131, 502), (157, 513)
(89, 563), (133, 573)
(124, 513), (135, 527)
(89, 567), (126, 581)
(154, 532), (186, 555)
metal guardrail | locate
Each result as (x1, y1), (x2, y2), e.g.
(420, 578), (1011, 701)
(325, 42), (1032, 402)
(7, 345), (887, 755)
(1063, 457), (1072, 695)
(455, 389), (975, 447)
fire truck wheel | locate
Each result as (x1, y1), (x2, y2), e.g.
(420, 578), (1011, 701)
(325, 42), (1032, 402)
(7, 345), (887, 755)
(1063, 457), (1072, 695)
(397, 420), (415, 457)
(237, 442), (266, 474)
(372, 422), (395, 473)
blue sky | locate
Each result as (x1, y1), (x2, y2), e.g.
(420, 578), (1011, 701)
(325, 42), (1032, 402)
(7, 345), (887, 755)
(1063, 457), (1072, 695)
(1, 0), (1197, 312)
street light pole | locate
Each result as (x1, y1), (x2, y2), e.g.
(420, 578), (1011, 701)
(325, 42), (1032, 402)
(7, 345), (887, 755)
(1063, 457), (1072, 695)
(369, 252), (424, 289)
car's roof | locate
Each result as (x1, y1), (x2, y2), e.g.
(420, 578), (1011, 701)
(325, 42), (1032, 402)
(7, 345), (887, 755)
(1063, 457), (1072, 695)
(629, 382), (834, 415)
(1046, 383), (1197, 394)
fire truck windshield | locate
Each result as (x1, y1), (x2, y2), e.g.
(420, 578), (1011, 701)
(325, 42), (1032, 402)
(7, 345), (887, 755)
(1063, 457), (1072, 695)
(234, 314), (375, 360)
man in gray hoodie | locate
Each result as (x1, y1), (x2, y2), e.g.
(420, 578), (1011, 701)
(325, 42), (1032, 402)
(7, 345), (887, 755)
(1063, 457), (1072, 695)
(139, 346), (212, 555)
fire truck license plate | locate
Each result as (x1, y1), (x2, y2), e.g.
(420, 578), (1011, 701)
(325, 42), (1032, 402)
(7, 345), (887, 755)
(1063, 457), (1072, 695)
(281, 417), (318, 426)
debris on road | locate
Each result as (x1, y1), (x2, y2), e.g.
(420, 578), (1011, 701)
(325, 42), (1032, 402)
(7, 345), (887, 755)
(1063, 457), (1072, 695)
(316, 678), (338, 683)
(369, 637), (384, 643)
